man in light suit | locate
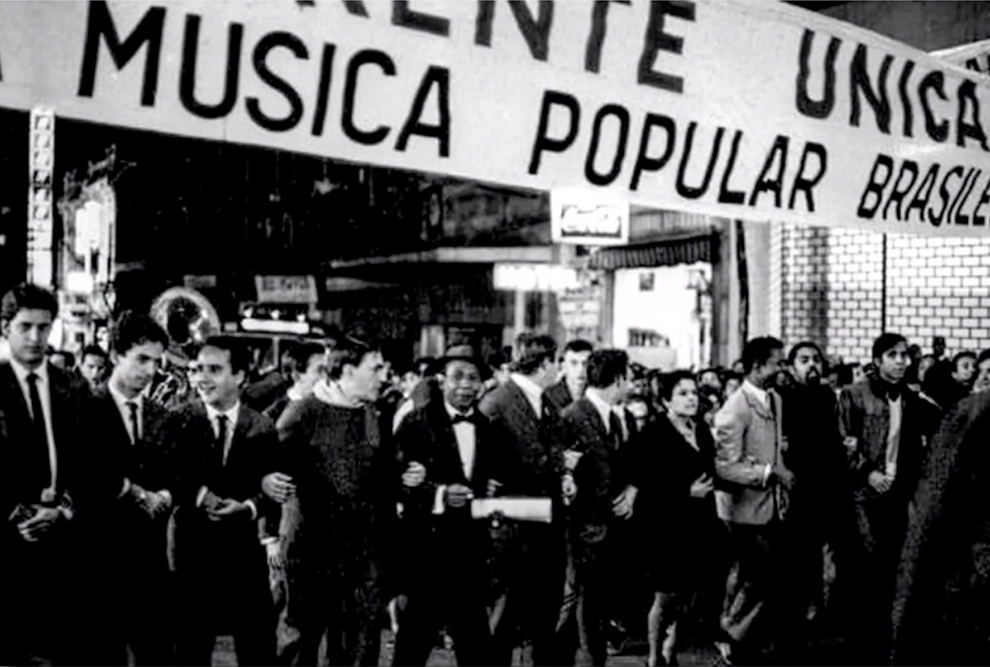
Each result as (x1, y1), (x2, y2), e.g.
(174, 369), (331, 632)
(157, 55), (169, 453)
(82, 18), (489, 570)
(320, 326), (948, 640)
(712, 336), (793, 665)
(171, 336), (280, 667)
(480, 333), (570, 666)
(392, 345), (503, 666)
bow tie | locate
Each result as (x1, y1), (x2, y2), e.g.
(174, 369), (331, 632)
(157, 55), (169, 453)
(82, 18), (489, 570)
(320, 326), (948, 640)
(451, 412), (474, 424)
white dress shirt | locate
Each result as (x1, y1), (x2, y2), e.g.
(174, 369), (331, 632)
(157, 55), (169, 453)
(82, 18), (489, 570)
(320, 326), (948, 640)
(205, 401), (240, 466)
(585, 388), (615, 433)
(10, 358), (57, 489)
(433, 402), (479, 515)
(446, 401), (477, 481)
(510, 372), (544, 417)
(741, 379), (775, 487)
(885, 395), (902, 479)
(107, 380), (144, 445)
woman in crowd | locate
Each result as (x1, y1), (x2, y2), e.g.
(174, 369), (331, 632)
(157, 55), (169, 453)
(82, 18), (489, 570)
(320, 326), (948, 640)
(634, 371), (725, 666)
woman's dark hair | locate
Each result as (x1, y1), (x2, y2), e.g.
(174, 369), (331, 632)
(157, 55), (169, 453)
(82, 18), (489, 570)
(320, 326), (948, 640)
(660, 370), (697, 401)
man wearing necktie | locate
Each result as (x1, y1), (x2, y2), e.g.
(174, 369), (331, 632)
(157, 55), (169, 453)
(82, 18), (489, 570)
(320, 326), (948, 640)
(171, 337), (280, 667)
(87, 311), (177, 665)
(0, 284), (107, 665)
(392, 344), (504, 666)
(836, 333), (939, 665)
(712, 337), (792, 665)
(559, 349), (636, 666)
(480, 333), (569, 666)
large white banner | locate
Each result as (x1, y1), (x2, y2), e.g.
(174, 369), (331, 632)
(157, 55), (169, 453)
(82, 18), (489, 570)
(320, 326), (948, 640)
(3, 1), (990, 237)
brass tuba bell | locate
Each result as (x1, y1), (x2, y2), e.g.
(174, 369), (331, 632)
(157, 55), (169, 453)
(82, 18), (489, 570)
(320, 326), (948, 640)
(150, 286), (221, 357)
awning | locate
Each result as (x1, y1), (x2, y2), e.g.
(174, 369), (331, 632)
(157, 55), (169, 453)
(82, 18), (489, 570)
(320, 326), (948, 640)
(588, 232), (718, 270)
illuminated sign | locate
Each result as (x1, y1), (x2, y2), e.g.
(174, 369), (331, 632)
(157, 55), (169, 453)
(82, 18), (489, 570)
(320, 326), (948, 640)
(493, 263), (580, 292)
(551, 189), (630, 246)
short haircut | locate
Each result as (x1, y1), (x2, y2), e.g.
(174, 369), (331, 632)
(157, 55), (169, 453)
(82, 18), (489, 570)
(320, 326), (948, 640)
(586, 349), (629, 389)
(1, 283), (58, 324)
(110, 310), (168, 357)
(979, 349), (990, 365)
(722, 370), (742, 385)
(199, 336), (251, 376)
(788, 341), (824, 366)
(287, 341), (327, 371)
(952, 350), (977, 367)
(514, 333), (557, 375)
(872, 333), (907, 361)
(660, 370), (697, 401)
(561, 339), (594, 358)
(327, 335), (380, 381)
(81, 344), (108, 361)
(741, 337), (784, 374)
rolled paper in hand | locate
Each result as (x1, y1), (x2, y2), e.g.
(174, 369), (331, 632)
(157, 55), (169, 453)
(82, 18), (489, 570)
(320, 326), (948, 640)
(471, 497), (552, 523)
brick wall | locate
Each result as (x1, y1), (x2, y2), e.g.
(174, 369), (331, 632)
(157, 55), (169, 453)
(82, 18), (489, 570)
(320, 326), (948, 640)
(887, 236), (990, 353)
(774, 224), (990, 362)
(826, 230), (885, 363)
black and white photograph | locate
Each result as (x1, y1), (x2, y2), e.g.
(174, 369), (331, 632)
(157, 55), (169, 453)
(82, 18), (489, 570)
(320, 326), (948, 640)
(2, 1), (990, 666)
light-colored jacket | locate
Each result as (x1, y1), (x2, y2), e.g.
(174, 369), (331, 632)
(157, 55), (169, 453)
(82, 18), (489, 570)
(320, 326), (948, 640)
(712, 384), (788, 525)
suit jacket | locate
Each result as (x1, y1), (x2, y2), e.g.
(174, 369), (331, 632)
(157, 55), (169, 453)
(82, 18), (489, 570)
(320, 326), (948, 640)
(479, 379), (563, 500)
(169, 401), (279, 572)
(837, 378), (939, 507)
(713, 383), (788, 525)
(0, 362), (109, 537)
(89, 387), (175, 557)
(560, 397), (633, 545)
(394, 401), (500, 589)
(891, 392), (990, 665)
(543, 379), (575, 415)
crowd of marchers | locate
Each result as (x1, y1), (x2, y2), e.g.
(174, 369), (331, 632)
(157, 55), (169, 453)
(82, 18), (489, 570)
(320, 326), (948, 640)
(4, 279), (990, 667)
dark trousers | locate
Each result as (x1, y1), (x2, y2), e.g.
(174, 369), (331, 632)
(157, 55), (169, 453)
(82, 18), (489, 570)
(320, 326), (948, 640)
(721, 521), (786, 662)
(490, 522), (569, 666)
(119, 564), (176, 666)
(571, 537), (613, 666)
(841, 499), (909, 664)
(393, 569), (492, 666)
(277, 561), (382, 666)
(175, 555), (275, 667)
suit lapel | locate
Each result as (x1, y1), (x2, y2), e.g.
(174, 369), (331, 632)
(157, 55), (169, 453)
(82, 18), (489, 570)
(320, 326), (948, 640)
(0, 364), (30, 426)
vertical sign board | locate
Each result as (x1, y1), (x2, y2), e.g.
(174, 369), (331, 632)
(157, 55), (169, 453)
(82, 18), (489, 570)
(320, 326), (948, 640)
(28, 106), (54, 287)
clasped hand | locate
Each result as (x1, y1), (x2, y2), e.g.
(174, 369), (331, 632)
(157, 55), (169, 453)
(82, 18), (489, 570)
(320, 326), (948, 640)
(203, 491), (252, 521)
(17, 506), (64, 543)
(262, 472), (296, 504)
(444, 483), (474, 509)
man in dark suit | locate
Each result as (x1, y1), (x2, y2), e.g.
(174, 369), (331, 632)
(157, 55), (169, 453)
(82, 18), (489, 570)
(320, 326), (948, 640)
(0, 283), (122, 665)
(837, 332), (940, 664)
(480, 333), (569, 665)
(392, 345), (503, 666)
(91, 311), (177, 665)
(172, 336), (280, 667)
(560, 349), (635, 666)
(544, 339), (593, 414)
